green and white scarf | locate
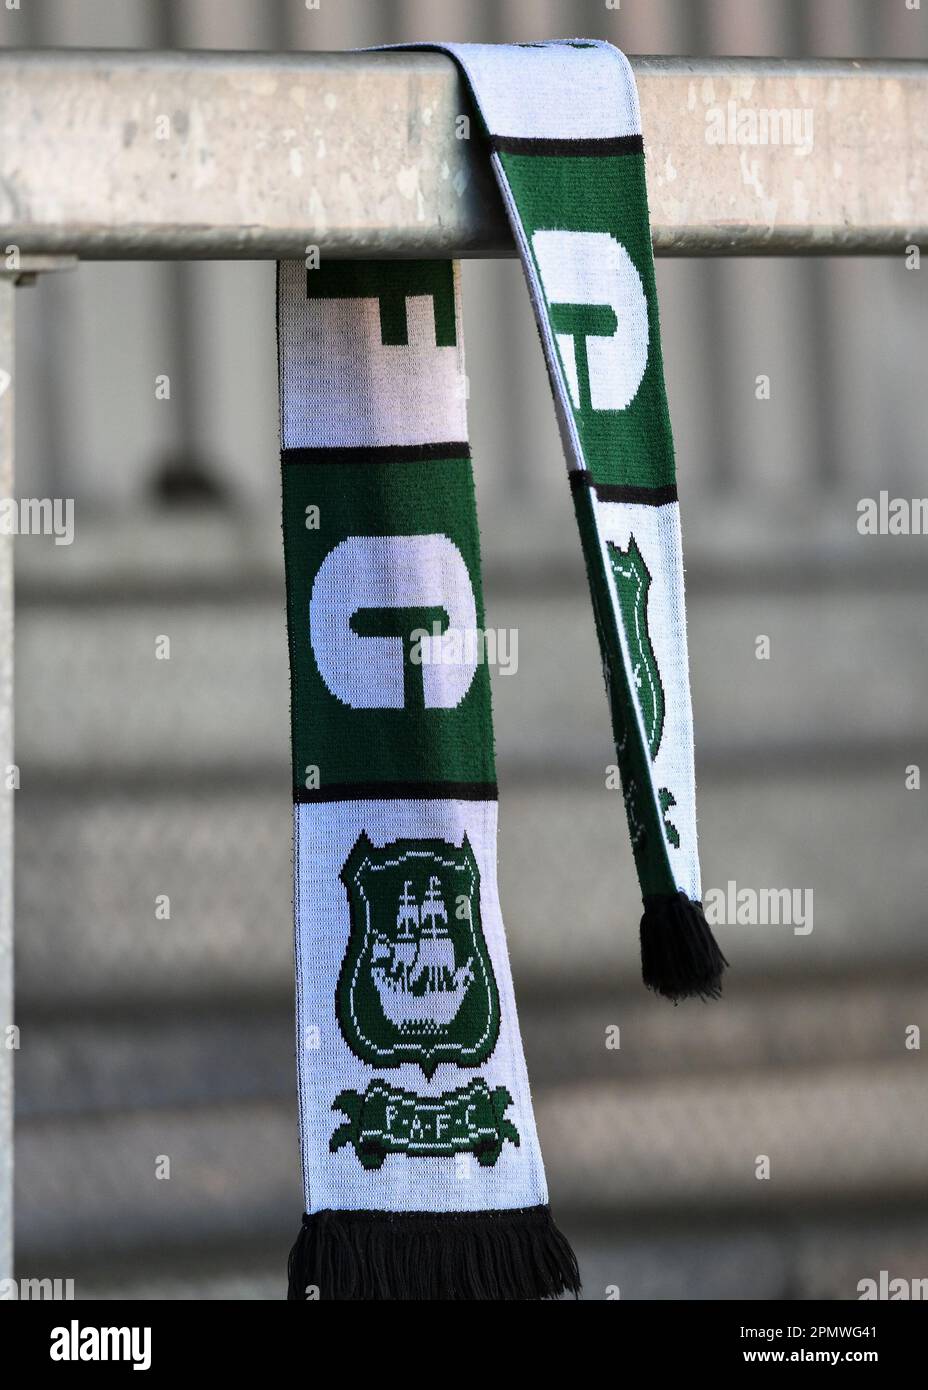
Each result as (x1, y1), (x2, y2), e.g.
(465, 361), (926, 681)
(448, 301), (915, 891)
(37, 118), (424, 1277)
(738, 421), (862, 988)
(279, 39), (726, 1302)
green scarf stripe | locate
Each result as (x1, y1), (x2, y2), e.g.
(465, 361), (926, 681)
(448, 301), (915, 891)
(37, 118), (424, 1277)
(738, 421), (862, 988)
(281, 452), (496, 795)
(304, 260), (459, 348)
(499, 149), (676, 490)
(571, 479), (676, 896)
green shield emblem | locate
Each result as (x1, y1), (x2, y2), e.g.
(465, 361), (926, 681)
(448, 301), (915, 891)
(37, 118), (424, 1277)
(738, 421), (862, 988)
(607, 535), (665, 759)
(336, 833), (500, 1078)
(607, 535), (681, 850)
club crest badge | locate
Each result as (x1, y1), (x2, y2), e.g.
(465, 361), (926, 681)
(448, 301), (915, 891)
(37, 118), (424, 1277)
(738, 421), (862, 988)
(607, 535), (664, 758)
(336, 833), (500, 1078)
(608, 534), (680, 849)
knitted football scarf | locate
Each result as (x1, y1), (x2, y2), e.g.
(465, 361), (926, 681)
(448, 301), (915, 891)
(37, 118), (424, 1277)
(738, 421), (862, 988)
(279, 39), (726, 1302)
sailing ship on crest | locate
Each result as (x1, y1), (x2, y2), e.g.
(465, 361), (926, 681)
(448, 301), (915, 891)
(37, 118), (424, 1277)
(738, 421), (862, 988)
(371, 876), (475, 1027)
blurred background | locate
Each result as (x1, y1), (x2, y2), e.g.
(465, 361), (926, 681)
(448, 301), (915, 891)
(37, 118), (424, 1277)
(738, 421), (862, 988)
(3, 0), (928, 1299)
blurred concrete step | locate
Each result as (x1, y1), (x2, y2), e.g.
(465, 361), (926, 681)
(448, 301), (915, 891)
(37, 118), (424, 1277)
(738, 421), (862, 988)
(14, 584), (928, 773)
(25, 1210), (928, 1301)
(16, 509), (928, 601)
(491, 588), (928, 770)
(16, 975), (928, 1118)
(16, 1008), (294, 1119)
(541, 1061), (927, 1214)
(575, 1211), (928, 1301)
(15, 1060), (926, 1262)
(14, 768), (928, 1008)
(16, 599), (291, 776)
(521, 975), (928, 1087)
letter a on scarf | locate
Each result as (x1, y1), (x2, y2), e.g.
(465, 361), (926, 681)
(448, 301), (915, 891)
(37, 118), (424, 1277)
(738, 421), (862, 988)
(278, 39), (726, 1302)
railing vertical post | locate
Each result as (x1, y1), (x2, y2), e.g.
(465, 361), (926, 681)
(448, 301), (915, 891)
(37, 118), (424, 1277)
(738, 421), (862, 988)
(0, 273), (14, 1283)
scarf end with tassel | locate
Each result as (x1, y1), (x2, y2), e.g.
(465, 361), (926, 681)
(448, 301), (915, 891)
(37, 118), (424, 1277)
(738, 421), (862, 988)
(640, 891), (729, 1002)
(287, 1205), (581, 1301)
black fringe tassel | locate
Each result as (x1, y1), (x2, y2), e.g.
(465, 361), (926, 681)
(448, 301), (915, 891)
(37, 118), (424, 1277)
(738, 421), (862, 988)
(287, 1205), (581, 1301)
(640, 891), (729, 1002)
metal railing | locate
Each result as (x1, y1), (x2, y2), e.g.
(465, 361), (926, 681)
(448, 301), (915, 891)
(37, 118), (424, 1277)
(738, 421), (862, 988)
(1, 48), (927, 1281)
(1, 52), (926, 258)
